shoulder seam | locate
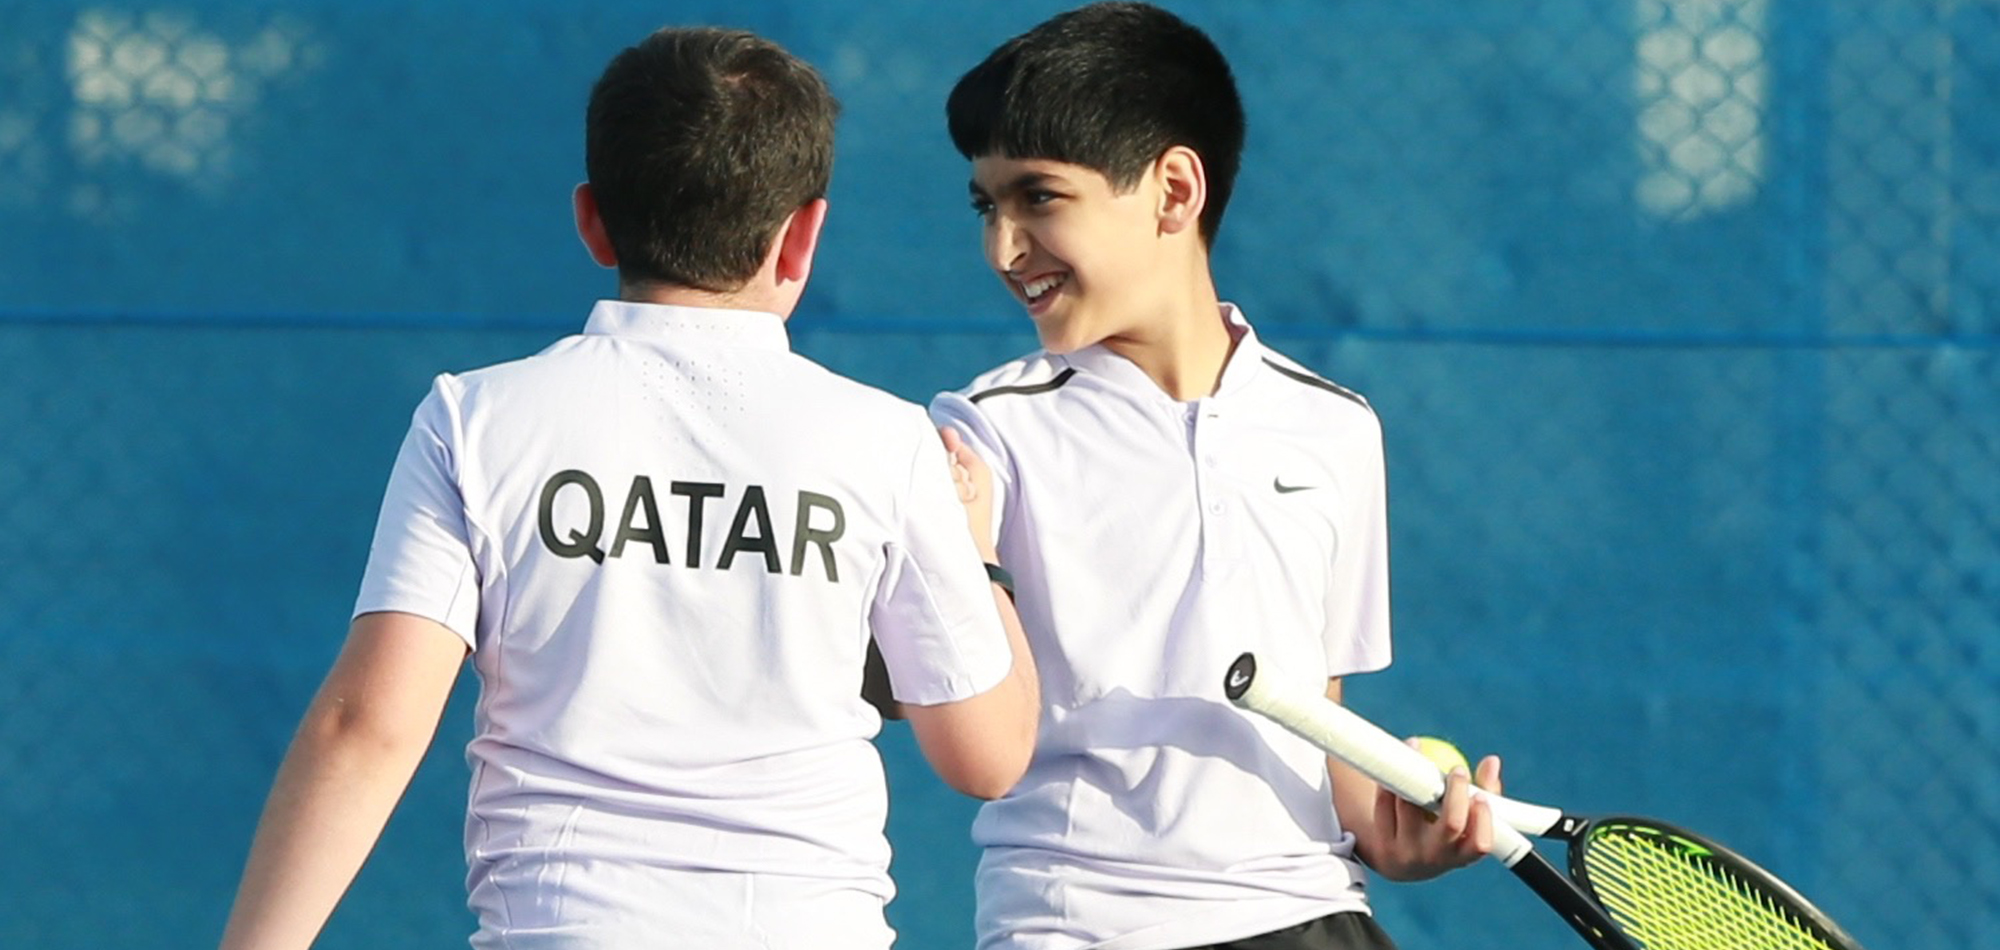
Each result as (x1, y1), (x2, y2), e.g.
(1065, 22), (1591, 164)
(1260, 357), (1370, 411)
(970, 367), (1077, 404)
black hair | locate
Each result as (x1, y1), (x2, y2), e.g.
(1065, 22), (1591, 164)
(946, 2), (1245, 243)
(585, 27), (837, 292)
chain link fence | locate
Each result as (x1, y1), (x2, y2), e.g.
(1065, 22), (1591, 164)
(1, 2), (1994, 948)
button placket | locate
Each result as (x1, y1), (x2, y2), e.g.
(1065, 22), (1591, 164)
(1191, 401), (1238, 573)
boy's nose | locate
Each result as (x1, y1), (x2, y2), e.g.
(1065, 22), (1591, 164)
(985, 217), (1028, 274)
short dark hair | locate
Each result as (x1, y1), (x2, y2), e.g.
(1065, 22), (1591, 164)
(585, 27), (837, 292)
(945, 2), (1245, 244)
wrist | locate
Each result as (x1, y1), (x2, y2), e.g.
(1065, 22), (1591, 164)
(982, 562), (1016, 601)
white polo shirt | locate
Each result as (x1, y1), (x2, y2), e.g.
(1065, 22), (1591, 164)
(930, 304), (1392, 950)
(354, 299), (1014, 949)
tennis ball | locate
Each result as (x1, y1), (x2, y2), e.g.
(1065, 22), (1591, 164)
(1412, 736), (1470, 776)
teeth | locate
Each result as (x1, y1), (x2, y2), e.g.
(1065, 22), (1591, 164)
(1023, 274), (1066, 300)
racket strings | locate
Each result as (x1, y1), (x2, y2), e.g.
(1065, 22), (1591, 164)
(1580, 827), (1835, 950)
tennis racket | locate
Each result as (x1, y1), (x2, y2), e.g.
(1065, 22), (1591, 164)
(1222, 652), (1867, 950)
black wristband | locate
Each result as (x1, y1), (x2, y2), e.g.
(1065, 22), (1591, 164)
(983, 562), (1015, 601)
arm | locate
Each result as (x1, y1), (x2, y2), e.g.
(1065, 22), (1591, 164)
(1325, 677), (1503, 882)
(903, 586), (1038, 799)
(218, 612), (468, 950)
(897, 426), (1040, 799)
(860, 423), (1009, 723)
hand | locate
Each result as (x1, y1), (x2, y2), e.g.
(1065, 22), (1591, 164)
(1361, 749), (1505, 882)
(939, 426), (997, 559)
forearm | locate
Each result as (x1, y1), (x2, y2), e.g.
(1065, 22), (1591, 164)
(220, 613), (465, 950)
(904, 574), (1041, 800)
(975, 541), (1039, 728)
(1322, 679), (1379, 855)
(902, 425), (1039, 797)
(970, 543), (1043, 767)
(1322, 677), (1412, 879)
(1329, 751), (1398, 873)
(219, 705), (436, 949)
(986, 572), (1041, 748)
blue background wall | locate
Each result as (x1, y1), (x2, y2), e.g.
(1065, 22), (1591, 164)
(2, 1), (1995, 948)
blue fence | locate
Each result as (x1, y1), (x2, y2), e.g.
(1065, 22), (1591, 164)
(3, 2), (1995, 948)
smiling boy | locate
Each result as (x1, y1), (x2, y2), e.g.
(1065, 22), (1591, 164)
(928, 4), (1502, 949)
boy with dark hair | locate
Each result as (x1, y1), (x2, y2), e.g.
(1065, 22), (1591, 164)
(931, 4), (1501, 948)
(218, 26), (1037, 950)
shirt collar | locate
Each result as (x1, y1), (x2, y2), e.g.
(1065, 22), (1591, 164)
(581, 299), (792, 351)
(1212, 302), (1267, 398)
(1058, 301), (1267, 402)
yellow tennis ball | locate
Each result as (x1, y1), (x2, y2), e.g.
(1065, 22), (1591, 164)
(1412, 736), (1470, 775)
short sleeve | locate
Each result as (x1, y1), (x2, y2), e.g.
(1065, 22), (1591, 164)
(867, 420), (1013, 706)
(1324, 411), (1392, 677)
(352, 376), (481, 649)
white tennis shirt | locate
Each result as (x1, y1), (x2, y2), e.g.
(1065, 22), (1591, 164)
(931, 304), (1392, 950)
(354, 300), (1013, 949)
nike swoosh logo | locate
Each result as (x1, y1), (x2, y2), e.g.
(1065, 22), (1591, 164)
(1227, 668), (1250, 690)
(1273, 478), (1316, 494)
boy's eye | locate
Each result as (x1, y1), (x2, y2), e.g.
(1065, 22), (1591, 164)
(969, 197), (995, 218)
(1024, 189), (1058, 206)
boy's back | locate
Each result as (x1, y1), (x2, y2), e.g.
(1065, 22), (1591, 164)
(367, 299), (1013, 945)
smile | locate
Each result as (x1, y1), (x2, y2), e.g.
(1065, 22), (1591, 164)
(1021, 273), (1068, 302)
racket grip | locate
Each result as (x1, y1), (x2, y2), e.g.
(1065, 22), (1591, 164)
(1224, 653), (1535, 867)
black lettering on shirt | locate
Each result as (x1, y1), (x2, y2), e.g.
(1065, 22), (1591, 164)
(718, 485), (781, 573)
(671, 481), (724, 567)
(790, 491), (845, 581)
(609, 475), (669, 563)
(538, 470), (605, 562)
(537, 471), (848, 582)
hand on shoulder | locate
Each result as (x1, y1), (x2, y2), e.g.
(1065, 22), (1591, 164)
(940, 426), (998, 560)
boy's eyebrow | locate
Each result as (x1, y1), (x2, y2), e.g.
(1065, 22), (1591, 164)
(969, 171), (1061, 200)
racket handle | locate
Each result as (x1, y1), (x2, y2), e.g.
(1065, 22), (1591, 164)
(1224, 653), (1535, 866)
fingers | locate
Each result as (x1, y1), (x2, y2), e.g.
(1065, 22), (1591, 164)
(1364, 746), (1509, 880)
(937, 426), (999, 556)
(1434, 765), (1472, 837)
(1473, 754), (1503, 795)
(1465, 790), (1495, 855)
(938, 426), (995, 505)
(1461, 755), (1503, 859)
(1421, 768), (1491, 863)
(940, 427), (991, 479)
(1438, 768), (1498, 868)
(1368, 776), (1490, 880)
(1373, 785), (1401, 841)
(938, 426), (976, 504)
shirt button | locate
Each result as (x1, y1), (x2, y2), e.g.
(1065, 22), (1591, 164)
(1209, 501), (1225, 514)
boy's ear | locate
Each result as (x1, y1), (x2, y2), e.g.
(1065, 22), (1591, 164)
(1154, 146), (1207, 237)
(573, 183), (618, 268)
(773, 197), (830, 287)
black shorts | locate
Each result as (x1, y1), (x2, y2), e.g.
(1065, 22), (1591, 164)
(1174, 912), (1398, 950)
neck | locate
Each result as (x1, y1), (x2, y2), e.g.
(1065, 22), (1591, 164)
(1101, 278), (1233, 401)
(621, 279), (787, 317)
